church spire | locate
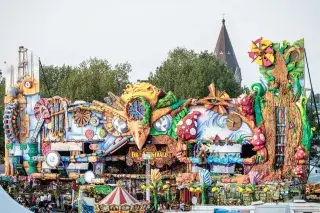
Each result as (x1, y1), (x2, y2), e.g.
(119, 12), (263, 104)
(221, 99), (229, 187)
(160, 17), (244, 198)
(214, 18), (242, 84)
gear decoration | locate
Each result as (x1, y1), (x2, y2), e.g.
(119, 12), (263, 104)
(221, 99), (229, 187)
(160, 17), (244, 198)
(98, 128), (107, 138)
(23, 80), (33, 89)
(3, 102), (20, 143)
(104, 116), (129, 137)
(72, 109), (91, 127)
(89, 115), (100, 127)
(85, 129), (94, 139)
(248, 37), (275, 67)
(34, 98), (52, 123)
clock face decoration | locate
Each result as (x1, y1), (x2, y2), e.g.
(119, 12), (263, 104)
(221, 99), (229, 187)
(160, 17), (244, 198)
(45, 151), (61, 168)
(126, 97), (147, 121)
(226, 113), (242, 131)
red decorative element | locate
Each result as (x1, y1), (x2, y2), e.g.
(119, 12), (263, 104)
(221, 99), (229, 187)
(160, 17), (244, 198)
(42, 141), (51, 155)
(238, 94), (255, 121)
(34, 98), (52, 123)
(251, 126), (266, 151)
(85, 129), (94, 139)
(176, 111), (201, 141)
(294, 165), (303, 177)
(294, 146), (306, 160)
(71, 181), (77, 190)
(99, 185), (139, 205)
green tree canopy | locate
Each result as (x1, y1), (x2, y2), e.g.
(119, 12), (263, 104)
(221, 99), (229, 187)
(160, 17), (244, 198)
(40, 58), (131, 102)
(0, 80), (5, 161)
(148, 48), (242, 99)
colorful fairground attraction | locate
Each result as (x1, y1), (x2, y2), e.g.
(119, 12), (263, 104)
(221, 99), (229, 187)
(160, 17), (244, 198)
(2, 37), (316, 212)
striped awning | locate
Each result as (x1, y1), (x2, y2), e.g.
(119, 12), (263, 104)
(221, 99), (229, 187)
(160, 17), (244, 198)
(99, 186), (139, 205)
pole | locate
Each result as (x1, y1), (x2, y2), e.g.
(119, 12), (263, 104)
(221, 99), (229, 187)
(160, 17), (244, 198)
(71, 189), (75, 207)
(18, 46), (23, 79)
(305, 48), (320, 180)
(305, 48), (320, 127)
(39, 58), (52, 96)
(146, 158), (150, 202)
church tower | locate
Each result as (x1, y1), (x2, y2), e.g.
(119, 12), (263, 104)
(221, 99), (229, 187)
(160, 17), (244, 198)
(214, 18), (242, 84)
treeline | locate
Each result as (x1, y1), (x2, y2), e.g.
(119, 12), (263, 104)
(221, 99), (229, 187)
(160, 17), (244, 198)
(39, 58), (132, 102)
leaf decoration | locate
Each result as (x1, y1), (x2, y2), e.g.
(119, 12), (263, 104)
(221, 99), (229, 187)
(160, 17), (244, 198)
(272, 43), (280, 53)
(6, 143), (13, 150)
(20, 143), (27, 150)
(287, 63), (296, 72)
(293, 39), (304, 48)
(155, 91), (177, 109)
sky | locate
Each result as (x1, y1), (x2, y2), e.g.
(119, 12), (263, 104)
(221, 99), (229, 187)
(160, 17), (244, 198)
(0, 0), (319, 93)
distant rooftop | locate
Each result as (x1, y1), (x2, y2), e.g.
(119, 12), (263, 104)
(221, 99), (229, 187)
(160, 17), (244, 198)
(214, 18), (241, 84)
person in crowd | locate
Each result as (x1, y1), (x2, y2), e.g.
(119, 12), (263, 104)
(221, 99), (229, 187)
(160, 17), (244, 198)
(36, 196), (40, 206)
(179, 202), (185, 211)
(47, 192), (52, 203)
(32, 194), (37, 206)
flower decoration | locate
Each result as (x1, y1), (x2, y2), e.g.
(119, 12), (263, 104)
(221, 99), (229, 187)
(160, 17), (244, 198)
(195, 187), (202, 193)
(72, 109), (91, 127)
(189, 187), (195, 193)
(211, 186), (219, 193)
(237, 186), (245, 193)
(245, 187), (254, 194)
(248, 37), (275, 67)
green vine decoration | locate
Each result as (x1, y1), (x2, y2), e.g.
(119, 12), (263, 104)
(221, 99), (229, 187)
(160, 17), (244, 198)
(297, 94), (313, 150)
(250, 82), (265, 126)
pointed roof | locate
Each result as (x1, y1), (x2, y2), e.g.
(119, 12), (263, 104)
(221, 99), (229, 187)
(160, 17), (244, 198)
(214, 19), (242, 83)
(99, 183), (139, 205)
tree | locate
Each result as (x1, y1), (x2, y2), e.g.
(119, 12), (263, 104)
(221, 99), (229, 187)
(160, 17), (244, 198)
(0, 80), (5, 162)
(40, 58), (132, 102)
(308, 93), (320, 177)
(148, 48), (242, 99)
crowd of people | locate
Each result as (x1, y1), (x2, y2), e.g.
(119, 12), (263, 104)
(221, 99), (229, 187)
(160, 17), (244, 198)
(0, 179), (75, 213)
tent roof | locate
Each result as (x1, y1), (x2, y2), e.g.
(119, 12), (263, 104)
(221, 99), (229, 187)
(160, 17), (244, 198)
(0, 186), (31, 213)
(99, 185), (139, 205)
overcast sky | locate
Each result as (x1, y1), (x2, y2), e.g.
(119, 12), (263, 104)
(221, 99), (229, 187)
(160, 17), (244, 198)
(0, 0), (319, 93)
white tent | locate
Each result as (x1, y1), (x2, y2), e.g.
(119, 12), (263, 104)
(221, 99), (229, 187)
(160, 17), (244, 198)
(0, 186), (31, 213)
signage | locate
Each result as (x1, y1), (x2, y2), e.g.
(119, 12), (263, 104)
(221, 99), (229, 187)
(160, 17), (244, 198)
(67, 163), (89, 170)
(51, 142), (82, 151)
(132, 151), (168, 159)
(32, 156), (45, 161)
(126, 144), (175, 168)
(93, 178), (105, 184)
